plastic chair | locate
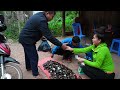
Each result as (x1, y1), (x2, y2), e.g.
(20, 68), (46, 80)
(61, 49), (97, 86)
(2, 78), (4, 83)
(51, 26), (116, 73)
(110, 38), (120, 56)
(72, 23), (86, 40)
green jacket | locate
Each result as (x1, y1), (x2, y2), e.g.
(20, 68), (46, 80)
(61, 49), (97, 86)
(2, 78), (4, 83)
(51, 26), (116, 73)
(73, 43), (115, 72)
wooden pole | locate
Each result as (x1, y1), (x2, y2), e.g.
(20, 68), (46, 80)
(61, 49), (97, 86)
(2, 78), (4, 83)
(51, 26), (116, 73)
(79, 11), (80, 17)
(62, 11), (65, 37)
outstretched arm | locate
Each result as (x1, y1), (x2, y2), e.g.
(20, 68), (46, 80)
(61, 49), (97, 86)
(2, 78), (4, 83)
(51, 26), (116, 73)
(39, 20), (62, 47)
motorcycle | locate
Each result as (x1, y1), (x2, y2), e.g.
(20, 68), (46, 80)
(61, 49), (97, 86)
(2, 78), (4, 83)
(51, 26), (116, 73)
(0, 14), (23, 79)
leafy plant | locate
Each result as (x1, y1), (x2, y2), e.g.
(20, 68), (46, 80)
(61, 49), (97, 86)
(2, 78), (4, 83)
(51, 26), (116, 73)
(49, 11), (79, 36)
(3, 11), (79, 41)
(4, 20), (25, 41)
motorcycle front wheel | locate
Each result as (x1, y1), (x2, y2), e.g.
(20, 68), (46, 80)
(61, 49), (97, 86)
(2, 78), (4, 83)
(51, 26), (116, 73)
(0, 62), (23, 79)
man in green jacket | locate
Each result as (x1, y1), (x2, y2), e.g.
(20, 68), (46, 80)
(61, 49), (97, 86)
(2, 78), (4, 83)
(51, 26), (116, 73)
(66, 27), (115, 79)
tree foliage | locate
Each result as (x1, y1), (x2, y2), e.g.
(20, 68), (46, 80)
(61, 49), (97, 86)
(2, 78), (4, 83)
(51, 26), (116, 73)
(0, 11), (32, 41)
(49, 11), (79, 36)
(0, 11), (78, 41)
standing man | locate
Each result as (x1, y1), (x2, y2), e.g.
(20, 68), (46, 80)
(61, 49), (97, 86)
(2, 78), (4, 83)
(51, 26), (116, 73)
(19, 11), (67, 79)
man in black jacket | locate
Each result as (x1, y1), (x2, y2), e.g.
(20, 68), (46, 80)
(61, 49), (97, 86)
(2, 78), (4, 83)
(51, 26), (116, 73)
(19, 11), (67, 79)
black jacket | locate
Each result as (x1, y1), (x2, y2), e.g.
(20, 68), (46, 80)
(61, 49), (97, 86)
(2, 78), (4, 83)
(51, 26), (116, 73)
(19, 12), (62, 47)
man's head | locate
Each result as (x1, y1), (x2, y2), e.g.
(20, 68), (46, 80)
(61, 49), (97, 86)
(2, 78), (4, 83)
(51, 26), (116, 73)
(72, 36), (80, 46)
(44, 11), (56, 21)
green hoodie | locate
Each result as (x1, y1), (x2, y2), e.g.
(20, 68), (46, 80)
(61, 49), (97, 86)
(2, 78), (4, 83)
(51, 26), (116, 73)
(73, 43), (115, 72)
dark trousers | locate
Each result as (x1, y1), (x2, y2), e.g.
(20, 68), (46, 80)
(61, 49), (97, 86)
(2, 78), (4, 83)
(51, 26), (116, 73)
(55, 48), (73, 59)
(81, 65), (115, 79)
(21, 44), (39, 76)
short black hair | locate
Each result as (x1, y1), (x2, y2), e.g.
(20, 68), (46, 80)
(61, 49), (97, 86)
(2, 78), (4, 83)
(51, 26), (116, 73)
(72, 36), (80, 43)
(44, 11), (56, 15)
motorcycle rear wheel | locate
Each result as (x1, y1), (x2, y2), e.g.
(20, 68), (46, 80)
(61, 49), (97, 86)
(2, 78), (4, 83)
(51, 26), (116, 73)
(0, 62), (23, 79)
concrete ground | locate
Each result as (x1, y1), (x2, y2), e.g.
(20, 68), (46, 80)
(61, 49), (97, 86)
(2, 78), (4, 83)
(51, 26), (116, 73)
(8, 36), (120, 79)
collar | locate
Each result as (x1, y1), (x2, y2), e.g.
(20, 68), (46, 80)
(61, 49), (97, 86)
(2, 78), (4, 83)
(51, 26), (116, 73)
(92, 43), (107, 52)
(42, 12), (48, 22)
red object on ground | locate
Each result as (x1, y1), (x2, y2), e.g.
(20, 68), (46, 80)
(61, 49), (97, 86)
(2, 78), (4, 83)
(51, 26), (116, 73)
(38, 57), (79, 79)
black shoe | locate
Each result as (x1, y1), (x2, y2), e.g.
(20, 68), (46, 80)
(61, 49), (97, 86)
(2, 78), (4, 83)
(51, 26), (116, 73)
(26, 68), (31, 71)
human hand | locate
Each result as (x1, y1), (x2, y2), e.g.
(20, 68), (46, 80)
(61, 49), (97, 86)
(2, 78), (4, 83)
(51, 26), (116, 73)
(65, 46), (73, 51)
(77, 57), (85, 63)
(61, 43), (67, 50)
